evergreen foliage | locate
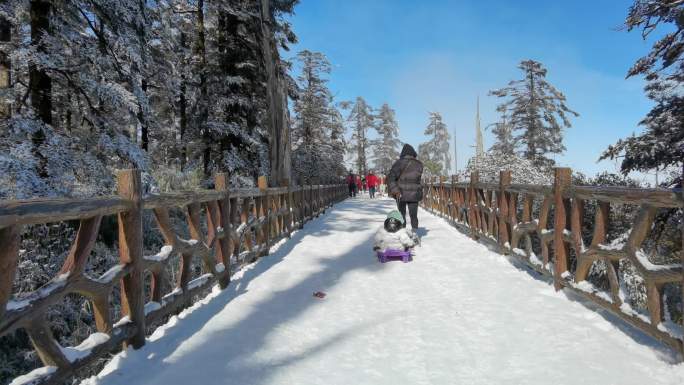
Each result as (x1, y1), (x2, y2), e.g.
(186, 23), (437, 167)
(489, 60), (578, 168)
(600, 0), (683, 187)
(291, 50), (345, 184)
(346, 96), (373, 175)
(0, 0), (298, 199)
(418, 112), (451, 177)
(372, 103), (401, 175)
(488, 106), (515, 156)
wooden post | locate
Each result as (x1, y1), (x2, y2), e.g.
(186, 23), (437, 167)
(116, 169), (146, 349)
(450, 175), (458, 222)
(498, 170), (511, 251)
(151, 208), (174, 306)
(59, 217), (102, 276)
(438, 176), (445, 215)
(258, 176), (269, 255)
(283, 178), (293, 237)
(214, 173), (231, 288)
(0, 225), (20, 320)
(553, 167), (571, 291)
(469, 172), (479, 238)
(26, 316), (70, 368)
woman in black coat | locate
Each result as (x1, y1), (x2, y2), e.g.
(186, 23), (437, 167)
(387, 144), (424, 229)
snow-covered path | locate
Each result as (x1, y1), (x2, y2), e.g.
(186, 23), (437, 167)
(84, 197), (684, 385)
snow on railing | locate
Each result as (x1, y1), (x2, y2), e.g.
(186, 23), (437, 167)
(421, 168), (684, 358)
(0, 170), (348, 385)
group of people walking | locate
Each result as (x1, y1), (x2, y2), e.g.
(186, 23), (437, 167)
(346, 144), (424, 230)
(346, 171), (381, 199)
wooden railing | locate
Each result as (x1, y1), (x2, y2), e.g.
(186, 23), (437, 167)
(422, 168), (684, 357)
(0, 170), (348, 385)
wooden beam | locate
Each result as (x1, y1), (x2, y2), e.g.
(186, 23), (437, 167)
(116, 169), (145, 349)
(0, 225), (20, 320)
(553, 167), (571, 290)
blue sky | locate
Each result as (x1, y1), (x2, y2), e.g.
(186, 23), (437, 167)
(286, 0), (658, 180)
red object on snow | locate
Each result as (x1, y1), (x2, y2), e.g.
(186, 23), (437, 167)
(313, 291), (326, 299)
(366, 173), (379, 188)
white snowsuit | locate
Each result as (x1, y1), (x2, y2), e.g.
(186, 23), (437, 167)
(373, 227), (417, 251)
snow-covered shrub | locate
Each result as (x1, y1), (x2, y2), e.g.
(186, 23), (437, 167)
(461, 152), (552, 185)
(151, 166), (205, 193)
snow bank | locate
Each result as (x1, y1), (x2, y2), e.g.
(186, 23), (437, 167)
(6, 272), (70, 311)
(60, 333), (111, 363)
(635, 250), (682, 271)
(144, 245), (174, 262)
(9, 366), (56, 385)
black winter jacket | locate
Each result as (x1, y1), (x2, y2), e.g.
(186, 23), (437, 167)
(387, 144), (424, 202)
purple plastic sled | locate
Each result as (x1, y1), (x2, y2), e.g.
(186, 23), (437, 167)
(376, 248), (413, 263)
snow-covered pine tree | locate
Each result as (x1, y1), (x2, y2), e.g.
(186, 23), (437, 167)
(489, 60), (578, 168)
(291, 50), (333, 184)
(347, 96), (374, 176)
(328, 101), (347, 179)
(0, 0), (299, 196)
(488, 106), (515, 156)
(0, 12), (9, 119)
(150, 0), (297, 186)
(0, 0), (152, 198)
(418, 111), (451, 177)
(193, 0), (270, 182)
(600, 0), (683, 187)
(372, 103), (401, 175)
(600, 1), (683, 322)
(463, 152), (551, 185)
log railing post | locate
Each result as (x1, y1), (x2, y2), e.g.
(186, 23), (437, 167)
(432, 177), (438, 212)
(0, 225), (20, 321)
(469, 172), (479, 238)
(258, 176), (269, 256)
(214, 173), (231, 288)
(498, 170), (511, 251)
(450, 175), (458, 222)
(553, 167), (572, 291)
(439, 176), (448, 215)
(116, 169), (146, 349)
(284, 178), (294, 237)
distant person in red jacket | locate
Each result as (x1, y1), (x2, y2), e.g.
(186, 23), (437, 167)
(346, 172), (357, 197)
(355, 175), (362, 192)
(366, 171), (378, 198)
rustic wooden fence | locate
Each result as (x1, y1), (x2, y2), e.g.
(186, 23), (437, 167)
(422, 168), (684, 357)
(0, 170), (347, 385)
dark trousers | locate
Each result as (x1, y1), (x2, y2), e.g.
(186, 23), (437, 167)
(369, 186), (376, 198)
(348, 184), (356, 197)
(398, 201), (419, 229)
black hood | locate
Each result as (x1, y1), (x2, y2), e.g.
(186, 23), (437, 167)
(400, 144), (417, 158)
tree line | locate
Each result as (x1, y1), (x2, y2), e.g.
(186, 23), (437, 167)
(482, 0), (682, 188)
(0, 0), (298, 199)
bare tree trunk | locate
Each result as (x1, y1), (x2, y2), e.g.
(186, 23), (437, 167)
(259, 0), (291, 186)
(138, 78), (149, 151)
(137, 1), (150, 152)
(179, 32), (188, 170)
(195, 0), (211, 177)
(0, 15), (11, 119)
(29, 0), (51, 178)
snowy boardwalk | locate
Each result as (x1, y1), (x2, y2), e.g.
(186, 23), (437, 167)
(84, 198), (683, 385)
